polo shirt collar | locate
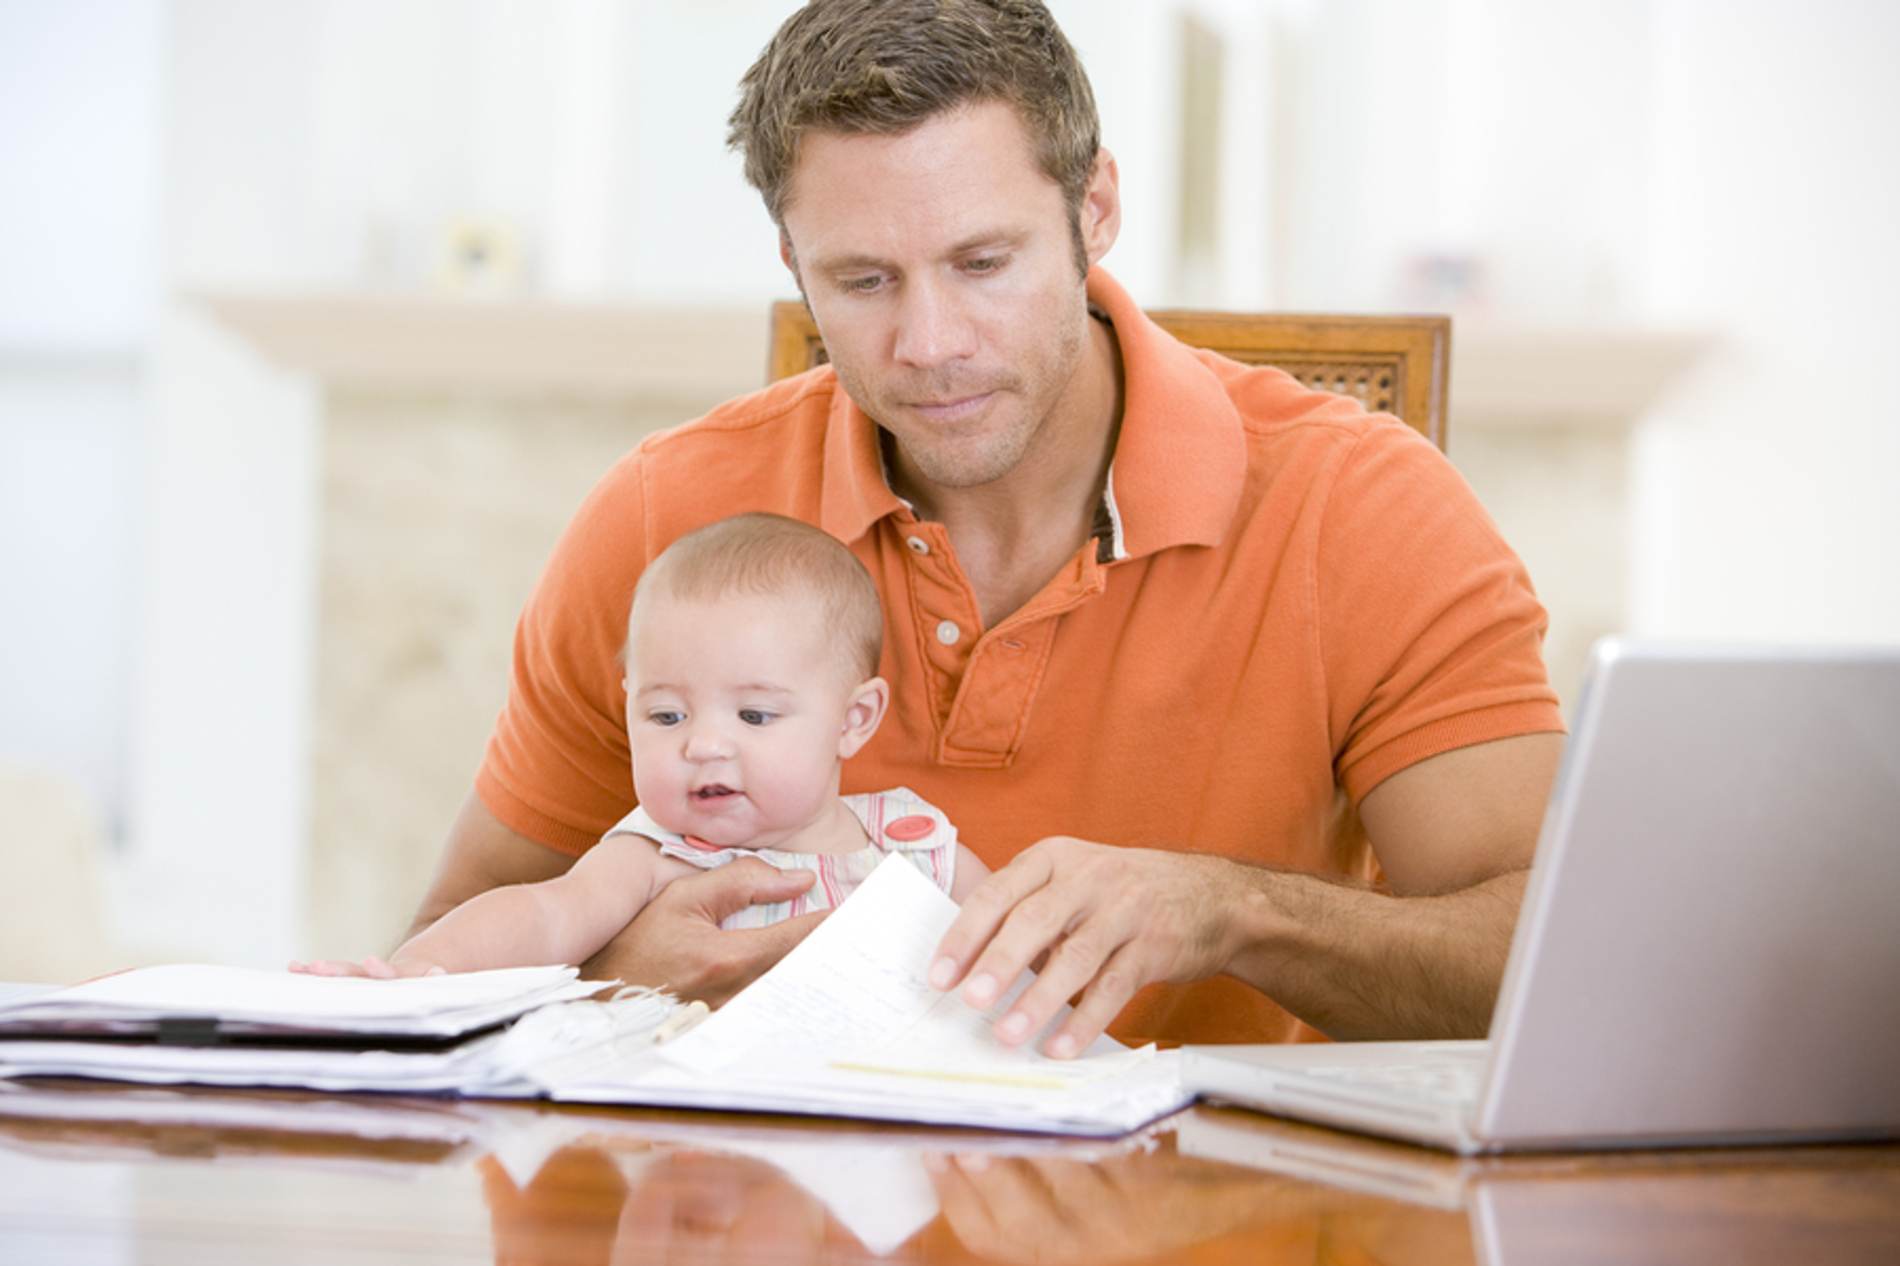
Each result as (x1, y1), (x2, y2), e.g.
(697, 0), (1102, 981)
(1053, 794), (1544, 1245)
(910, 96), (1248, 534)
(820, 384), (903, 546)
(1087, 269), (1247, 561)
(816, 268), (1248, 559)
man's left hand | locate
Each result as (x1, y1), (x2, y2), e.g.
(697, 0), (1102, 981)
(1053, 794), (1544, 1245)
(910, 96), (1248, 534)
(928, 837), (1241, 1058)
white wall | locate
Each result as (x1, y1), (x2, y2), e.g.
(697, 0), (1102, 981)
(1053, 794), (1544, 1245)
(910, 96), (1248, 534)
(2, 0), (1896, 971)
(1267, 0), (1900, 643)
(0, 0), (163, 844)
(1630, 0), (1900, 641)
(1277, 0), (1655, 321)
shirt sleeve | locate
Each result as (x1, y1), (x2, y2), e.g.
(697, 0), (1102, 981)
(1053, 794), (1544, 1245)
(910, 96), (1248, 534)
(1318, 421), (1566, 803)
(474, 448), (653, 855)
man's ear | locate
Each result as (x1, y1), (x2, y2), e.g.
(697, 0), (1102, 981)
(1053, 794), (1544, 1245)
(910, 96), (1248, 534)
(779, 232), (811, 301)
(837, 676), (890, 760)
(1079, 147), (1122, 269)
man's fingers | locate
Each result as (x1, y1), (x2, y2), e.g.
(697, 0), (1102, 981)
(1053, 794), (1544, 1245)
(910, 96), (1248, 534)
(987, 904), (1145, 1053)
(933, 840), (1243, 1058)
(660, 893), (828, 1007)
(1039, 942), (1153, 1058)
(704, 908), (829, 991)
(929, 849), (1057, 993)
(580, 857), (825, 1003)
(957, 844), (1123, 1019)
(672, 857), (818, 924)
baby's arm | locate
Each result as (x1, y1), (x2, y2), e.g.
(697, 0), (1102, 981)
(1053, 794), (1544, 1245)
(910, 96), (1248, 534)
(949, 843), (991, 904)
(297, 833), (676, 977)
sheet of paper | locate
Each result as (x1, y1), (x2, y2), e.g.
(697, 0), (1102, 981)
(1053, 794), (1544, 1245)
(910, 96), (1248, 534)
(0, 984), (55, 1008)
(837, 977), (1155, 1089)
(654, 855), (962, 1075)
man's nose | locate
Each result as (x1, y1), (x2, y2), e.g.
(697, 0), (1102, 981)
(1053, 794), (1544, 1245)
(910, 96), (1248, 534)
(892, 277), (976, 369)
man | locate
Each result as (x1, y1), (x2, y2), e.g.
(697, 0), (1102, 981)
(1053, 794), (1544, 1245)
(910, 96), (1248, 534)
(406, 0), (1566, 1056)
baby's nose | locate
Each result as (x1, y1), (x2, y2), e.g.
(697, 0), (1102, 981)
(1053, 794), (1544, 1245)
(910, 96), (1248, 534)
(683, 724), (734, 761)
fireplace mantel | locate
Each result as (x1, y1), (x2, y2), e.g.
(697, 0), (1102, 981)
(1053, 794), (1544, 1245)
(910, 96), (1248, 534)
(199, 293), (769, 401)
(202, 291), (1706, 428)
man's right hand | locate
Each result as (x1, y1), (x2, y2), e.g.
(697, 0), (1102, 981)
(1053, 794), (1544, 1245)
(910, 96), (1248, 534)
(580, 857), (828, 1006)
(410, 793), (823, 1009)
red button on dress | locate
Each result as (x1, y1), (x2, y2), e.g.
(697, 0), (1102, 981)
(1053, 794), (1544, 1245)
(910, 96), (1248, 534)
(883, 815), (936, 842)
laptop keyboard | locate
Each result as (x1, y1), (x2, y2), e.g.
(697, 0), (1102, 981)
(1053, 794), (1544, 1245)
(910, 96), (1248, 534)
(1301, 1055), (1486, 1105)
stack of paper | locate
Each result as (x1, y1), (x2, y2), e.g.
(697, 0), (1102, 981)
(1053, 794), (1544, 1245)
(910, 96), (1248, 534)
(0, 861), (1194, 1136)
(0, 965), (632, 1094)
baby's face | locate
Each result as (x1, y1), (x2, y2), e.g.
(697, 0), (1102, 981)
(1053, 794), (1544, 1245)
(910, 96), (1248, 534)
(623, 590), (866, 850)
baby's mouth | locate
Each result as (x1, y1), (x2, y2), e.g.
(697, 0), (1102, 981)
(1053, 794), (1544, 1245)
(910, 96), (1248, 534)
(692, 784), (738, 802)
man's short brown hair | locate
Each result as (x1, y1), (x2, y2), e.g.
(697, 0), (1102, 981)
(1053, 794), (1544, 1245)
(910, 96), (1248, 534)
(728, 0), (1101, 229)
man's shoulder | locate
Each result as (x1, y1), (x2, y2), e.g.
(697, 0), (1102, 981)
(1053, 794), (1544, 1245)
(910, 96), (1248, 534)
(1175, 348), (1453, 499)
(1176, 344), (1406, 446)
(1109, 300), (1406, 455)
(1093, 270), (1397, 449)
(641, 367), (842, 461)
(526, 370), (851, 603)
(573, 368), (845, 527)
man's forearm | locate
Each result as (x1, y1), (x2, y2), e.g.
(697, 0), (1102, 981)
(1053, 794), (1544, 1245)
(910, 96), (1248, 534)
(1221, 862), (1529, 1041)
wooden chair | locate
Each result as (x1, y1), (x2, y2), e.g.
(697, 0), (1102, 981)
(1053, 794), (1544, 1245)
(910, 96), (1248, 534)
(767, 301), (1450, 451)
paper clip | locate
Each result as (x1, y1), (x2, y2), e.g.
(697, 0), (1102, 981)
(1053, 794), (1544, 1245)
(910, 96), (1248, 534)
(652, 999), (710, 1044)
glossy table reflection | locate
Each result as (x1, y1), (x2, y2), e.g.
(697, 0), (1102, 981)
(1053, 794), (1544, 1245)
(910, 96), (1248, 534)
(1, 1079), (1895, 1264)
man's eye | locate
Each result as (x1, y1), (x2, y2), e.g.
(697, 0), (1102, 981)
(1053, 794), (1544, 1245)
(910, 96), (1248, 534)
(839, 275), (884, 295)
(739, 709), (773, 726)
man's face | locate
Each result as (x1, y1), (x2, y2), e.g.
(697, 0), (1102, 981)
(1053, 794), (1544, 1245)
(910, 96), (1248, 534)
(778, 100), (1119, 496)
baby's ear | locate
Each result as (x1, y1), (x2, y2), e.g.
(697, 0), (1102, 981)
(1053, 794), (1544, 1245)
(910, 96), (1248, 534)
(838, 676), (890, 759)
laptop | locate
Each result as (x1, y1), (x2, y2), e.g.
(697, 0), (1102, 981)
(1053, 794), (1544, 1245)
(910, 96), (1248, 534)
(1181, 638), (1900, 1154)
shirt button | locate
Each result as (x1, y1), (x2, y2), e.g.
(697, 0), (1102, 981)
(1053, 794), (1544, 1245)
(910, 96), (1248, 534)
(906, 535), (930, 556)
(936, 620), (961, 645)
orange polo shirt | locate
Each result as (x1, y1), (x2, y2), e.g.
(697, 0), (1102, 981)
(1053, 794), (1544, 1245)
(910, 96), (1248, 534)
(477, 270), (1564, 1046)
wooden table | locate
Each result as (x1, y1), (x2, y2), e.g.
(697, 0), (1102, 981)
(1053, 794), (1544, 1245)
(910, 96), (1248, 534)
(1, 1080), (1895, 1263)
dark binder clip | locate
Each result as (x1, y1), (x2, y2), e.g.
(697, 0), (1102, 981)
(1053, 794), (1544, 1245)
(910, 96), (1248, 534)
(155, 1016), (224, 1047)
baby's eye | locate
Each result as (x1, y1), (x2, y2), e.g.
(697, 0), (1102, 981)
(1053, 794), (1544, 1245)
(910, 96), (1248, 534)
(738, 709), (774, 726)
(648, 711), (684, 727)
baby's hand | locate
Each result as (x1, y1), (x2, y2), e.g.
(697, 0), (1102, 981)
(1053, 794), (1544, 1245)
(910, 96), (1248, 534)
(287, 955), (446, 979)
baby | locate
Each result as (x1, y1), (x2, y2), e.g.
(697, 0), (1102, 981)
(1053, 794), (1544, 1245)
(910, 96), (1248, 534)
(298, 512), (986, 978)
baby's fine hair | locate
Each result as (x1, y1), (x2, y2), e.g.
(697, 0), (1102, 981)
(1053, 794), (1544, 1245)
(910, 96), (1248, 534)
(629, 513), (884, 681)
